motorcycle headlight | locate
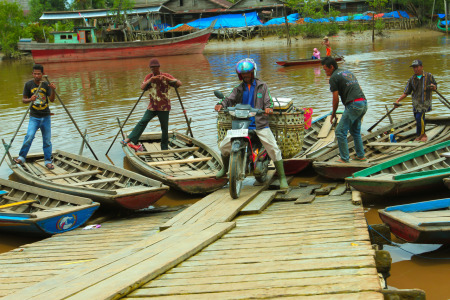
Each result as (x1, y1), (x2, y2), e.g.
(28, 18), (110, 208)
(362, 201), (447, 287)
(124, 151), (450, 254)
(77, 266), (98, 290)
(235, 110), (250, 118)
(229, 111), (236, 117)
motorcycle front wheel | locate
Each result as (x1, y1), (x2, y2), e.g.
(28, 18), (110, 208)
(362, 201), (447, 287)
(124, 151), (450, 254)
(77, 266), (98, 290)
(229, 150), (246, 199)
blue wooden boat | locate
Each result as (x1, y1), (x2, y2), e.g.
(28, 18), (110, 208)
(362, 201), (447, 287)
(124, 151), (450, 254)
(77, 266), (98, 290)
(379, 198), (450, 244)
(0, 179), (99, 235)
(346, 140), (450, 196)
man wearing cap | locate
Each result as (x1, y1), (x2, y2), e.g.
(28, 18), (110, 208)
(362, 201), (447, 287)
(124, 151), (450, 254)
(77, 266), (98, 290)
(395, 59), (437, 142)
(321, 56), (368, 163)
(121, 58), (182, 150)
(321, 36), (331, 56)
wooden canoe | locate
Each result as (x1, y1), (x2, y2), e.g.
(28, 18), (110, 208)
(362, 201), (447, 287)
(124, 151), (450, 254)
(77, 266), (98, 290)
(346, 140), (450, 196)
(0, 179), (99, 235)
(276, 57), (343, 67)
(283, 111), (345, 175)
(8, 150), (169, 210)
(123, 131), (228, 194)
(313, 116), (450, 179)
(379, 198), (450, 244)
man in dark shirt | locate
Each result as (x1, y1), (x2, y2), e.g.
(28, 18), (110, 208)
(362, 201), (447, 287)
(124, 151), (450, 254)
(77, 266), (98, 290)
(321, 57), (368, 163)
(14, 64), (56, 169)
(395, 59), (437, 142)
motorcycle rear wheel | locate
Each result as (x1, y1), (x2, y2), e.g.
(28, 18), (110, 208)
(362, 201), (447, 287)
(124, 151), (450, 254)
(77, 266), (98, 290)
(229, 150), (245, 199)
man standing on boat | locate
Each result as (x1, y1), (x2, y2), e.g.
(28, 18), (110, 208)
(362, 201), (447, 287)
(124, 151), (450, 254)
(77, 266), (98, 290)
(321, 57), (368, 163)
(14, 64), (56, 170)
(395, 59), (437, 142)
(121, 58), (182, 150)
(321, 36), (331, 57)
(214, 58), (288, 189)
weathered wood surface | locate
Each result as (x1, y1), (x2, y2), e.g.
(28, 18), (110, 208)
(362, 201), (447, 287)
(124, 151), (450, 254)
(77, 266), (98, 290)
(125, 192), (383, 299)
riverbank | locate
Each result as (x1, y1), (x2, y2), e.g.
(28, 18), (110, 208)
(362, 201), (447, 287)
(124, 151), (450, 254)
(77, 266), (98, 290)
(205, 28), (444, 50)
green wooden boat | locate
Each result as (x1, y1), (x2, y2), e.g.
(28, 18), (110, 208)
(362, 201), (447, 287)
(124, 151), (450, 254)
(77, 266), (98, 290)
(346, 140), (450, 196)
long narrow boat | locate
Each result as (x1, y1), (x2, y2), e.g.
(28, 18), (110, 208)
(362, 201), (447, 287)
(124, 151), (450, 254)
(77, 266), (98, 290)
(379, 198), (450, 244)
(276, 57), (343, 67)
(8, 150), (169, 210)
(313, 116), (450, 179)
(123, 131), (227, 194)
(0, 179), (99, 235)
(18, 27), (213, 64)
(283, 111), (344, 175)
(346, 140), (450, 196)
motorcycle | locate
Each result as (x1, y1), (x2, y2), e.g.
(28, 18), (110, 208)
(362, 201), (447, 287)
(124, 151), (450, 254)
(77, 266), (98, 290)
(215, 90), (271, 199)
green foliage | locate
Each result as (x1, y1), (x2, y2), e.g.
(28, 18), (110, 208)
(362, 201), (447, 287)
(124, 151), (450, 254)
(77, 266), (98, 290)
(28, 0), (68, 22)
(326, 23), (339, 36)
(69, 0), (107, 10)
(395, 0), (444, 23)
(22, 23), (54, 43)
(109, 0), (135, 25)
(375, 19), (385, 35)
(0, 0), (25, 58)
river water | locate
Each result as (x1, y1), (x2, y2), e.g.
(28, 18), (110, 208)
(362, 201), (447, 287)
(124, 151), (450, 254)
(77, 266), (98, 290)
(0, 31), (449, 298)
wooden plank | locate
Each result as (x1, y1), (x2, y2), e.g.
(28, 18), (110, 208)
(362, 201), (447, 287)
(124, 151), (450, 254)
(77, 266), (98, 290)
(317, 116), (332, 138)
(367, 142), (422, 147)
(294, 194), (316, 204)
(329, 185), (347, 196)
(136, 147), (200, 156)
(46, 170), (102, 180)
(70, 178), (118, 186)
(147, 157), (211, 167)
(240, 191), (277, 215)
(0, 200), (38, 209)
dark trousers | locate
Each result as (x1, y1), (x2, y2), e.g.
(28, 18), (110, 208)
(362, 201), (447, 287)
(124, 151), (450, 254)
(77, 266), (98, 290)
(127, 110), (170, 150)
(414, 111), (426, 136)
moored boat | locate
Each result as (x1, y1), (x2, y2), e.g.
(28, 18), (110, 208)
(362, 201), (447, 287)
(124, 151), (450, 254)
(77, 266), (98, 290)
(378, 198), (450, 244)
(8, 150), (169, 210)
(18, 27), (213, 64)
(276, 57), (343, 67)
(0, 178), (99, 235)
(313, 116), (450, 179)
(346, 140), (450, 196)
(123, 131), (227, 194)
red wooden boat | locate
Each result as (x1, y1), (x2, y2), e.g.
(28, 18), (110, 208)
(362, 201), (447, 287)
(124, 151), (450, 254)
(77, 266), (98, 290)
(18, 27), (213, 64)
(276, 57), (343, 67)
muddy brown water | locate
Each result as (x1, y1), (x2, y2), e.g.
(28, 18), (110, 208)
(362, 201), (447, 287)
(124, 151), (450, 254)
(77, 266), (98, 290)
(0, 31), (449, 299)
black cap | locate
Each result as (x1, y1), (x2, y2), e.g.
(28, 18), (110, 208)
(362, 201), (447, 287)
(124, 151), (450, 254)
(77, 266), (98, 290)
(410, 59), (422, 67)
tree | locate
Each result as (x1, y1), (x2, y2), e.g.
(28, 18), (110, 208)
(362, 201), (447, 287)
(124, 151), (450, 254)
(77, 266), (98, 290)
(366, 0), (388, 41)
(28, 0), (68, 22)
(69, 0), (107, 10)
(0, 0), (25, 58)
(396, 0), (444, 24)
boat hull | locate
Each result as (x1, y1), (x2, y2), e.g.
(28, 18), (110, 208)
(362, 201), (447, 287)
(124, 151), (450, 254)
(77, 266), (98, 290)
(173, 177), (228, 194)
(19, 30), (211, 63)
(282, 158), (312, 175)
(314, 163), (367, 180)
(277, 57), (343, 67)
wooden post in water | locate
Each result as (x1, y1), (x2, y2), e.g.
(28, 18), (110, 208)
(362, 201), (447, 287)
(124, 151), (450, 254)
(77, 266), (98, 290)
(283, 4), (291, 47)
(445, 0), (449, 33)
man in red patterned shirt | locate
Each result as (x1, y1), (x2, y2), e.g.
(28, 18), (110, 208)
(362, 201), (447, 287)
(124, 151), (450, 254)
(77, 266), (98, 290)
(122, 58), (182, 150)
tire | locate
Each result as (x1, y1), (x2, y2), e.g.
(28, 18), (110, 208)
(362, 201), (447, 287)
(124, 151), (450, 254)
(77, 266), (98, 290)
(254, 160), (268, 183)
(229, 150), (245, 199)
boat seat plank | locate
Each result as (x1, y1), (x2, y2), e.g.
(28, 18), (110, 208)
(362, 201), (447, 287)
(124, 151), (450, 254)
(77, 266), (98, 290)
(396, 128), (417, 139)
(440, 152), (450, 158)
(393, 157), (446, 175)
(0, 200), (38, 210)
(367, 142), (422, 147)
(47, 170), (102, 180)
(136, 147), (200, 156)
(410, 210), (450, 218)
(147, 157), (211, 167)
(317, 116), (332, 138)
(425, 125), (445, 141)
(71, 178), (119, 186)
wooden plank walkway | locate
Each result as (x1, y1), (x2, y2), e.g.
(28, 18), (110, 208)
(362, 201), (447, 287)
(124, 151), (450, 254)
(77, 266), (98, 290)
(1, 178), (383, 299)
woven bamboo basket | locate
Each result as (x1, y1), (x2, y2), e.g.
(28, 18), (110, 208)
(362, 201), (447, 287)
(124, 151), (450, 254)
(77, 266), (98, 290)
(216, 110), (304, 159)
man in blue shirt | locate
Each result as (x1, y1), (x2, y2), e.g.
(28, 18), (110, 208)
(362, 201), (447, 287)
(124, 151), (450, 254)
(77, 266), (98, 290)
(214, 58), (288, 189)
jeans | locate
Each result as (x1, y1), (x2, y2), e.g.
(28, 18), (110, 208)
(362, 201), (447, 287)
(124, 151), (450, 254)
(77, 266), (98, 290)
(413, 111), (426, 136)
(127, 110), (170, 150)
(18, 116), (52, 165)
(335, 100), (368, 162)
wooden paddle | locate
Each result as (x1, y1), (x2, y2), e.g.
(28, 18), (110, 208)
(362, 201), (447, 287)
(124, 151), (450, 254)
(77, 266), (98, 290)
(368, 103), (402, 132)
(172, 82), (194, 138)
(434, 89), (450, 110)
(0, 81), (43, 167)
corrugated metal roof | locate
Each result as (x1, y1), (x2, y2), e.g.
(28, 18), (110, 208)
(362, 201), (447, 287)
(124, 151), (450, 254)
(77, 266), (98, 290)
(40, 6), (166, 20)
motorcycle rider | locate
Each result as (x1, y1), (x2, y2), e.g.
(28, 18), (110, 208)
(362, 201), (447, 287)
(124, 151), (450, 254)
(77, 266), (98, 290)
(214, 58), (288, 189)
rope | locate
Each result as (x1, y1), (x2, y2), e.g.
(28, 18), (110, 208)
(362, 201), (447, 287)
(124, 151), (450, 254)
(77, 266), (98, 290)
(367, 224), (450, 260)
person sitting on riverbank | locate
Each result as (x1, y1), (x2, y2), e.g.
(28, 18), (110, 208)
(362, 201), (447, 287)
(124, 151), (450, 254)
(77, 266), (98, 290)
(311, 48), (320, 60)
(214, 58), (288, 189)
(395, 59), (437, 142)
(14, 64), (56, 170)
(321, 57), (368, 163)
(321, 36), (331, 56)
(121, 58), (182, 150)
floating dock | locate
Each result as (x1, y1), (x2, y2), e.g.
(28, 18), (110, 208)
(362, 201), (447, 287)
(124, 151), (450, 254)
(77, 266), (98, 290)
(0, 177), (385, 299)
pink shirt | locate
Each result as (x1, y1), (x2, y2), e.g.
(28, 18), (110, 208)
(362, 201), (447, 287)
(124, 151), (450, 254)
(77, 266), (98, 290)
(144, 72), (176, 111)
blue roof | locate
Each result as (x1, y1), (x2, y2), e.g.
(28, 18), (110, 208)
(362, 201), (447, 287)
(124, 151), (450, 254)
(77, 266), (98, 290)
(40, 7), (164, 20)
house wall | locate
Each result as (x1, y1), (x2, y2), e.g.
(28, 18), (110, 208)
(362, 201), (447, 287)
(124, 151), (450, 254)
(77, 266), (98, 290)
(329, 2), (370, 14)
(231, 0), (282, 10)
(165, 0), (222, 12)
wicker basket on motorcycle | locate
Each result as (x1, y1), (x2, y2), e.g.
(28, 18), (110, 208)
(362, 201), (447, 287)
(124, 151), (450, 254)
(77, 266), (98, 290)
(216, 109), (304, 159)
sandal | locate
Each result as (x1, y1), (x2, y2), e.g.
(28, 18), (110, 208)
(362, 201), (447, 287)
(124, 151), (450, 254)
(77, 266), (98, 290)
(120, 140), (128, 146)
(336, 158), (349, 163)
(352, 156), (367, 162)
(13, 158), (24, 165)
(45, 163), (55, 170)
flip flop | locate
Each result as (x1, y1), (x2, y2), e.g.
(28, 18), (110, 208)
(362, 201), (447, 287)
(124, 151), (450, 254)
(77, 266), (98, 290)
(336, 158), (349, 163)
(120, 140), (128, 146)
(352, 157), (367, 162)
(13, 158), (24, 165)
(45, 163), (55, 170)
